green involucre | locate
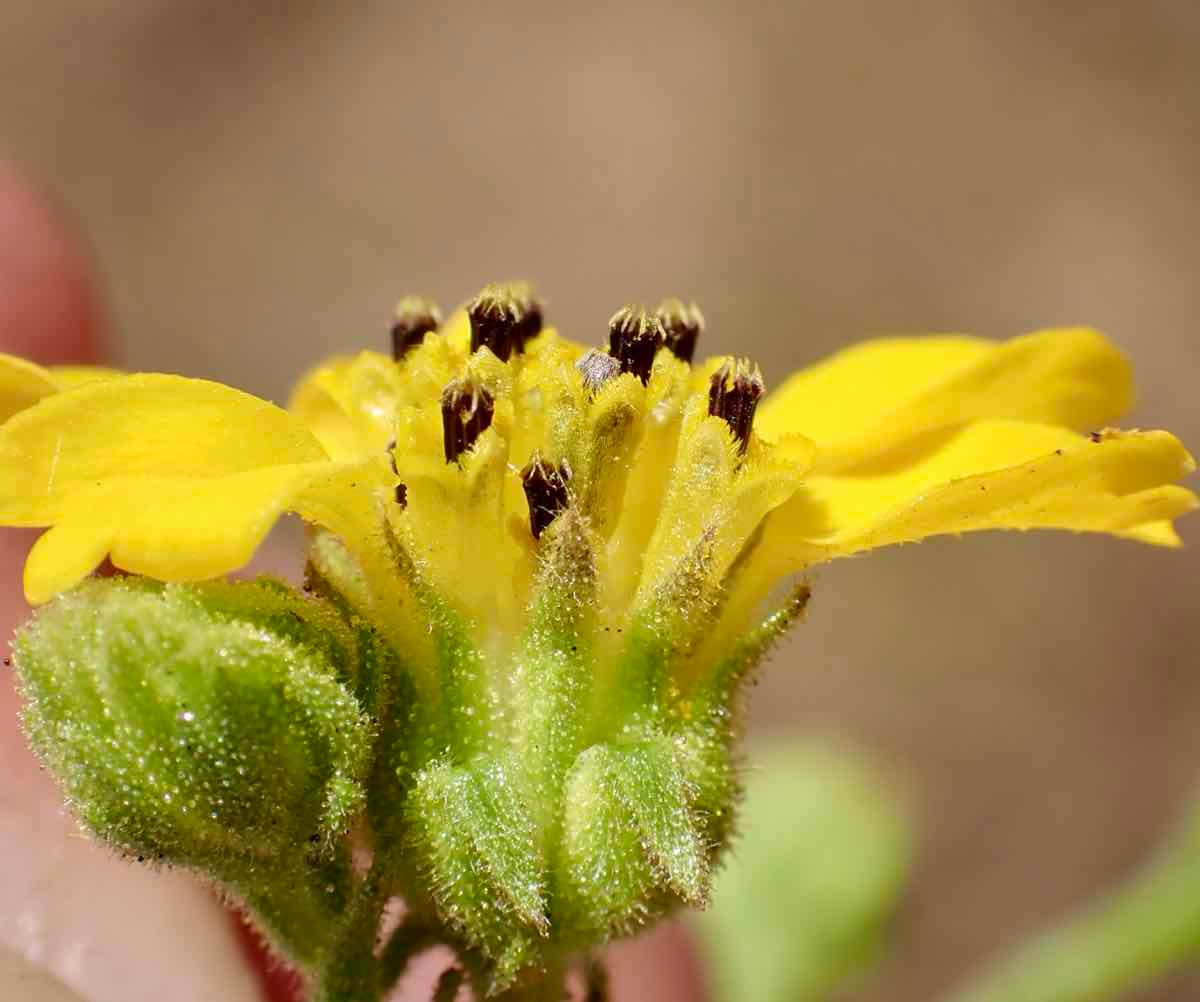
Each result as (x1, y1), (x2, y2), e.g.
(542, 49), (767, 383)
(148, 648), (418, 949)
(13, 515), (783, 996)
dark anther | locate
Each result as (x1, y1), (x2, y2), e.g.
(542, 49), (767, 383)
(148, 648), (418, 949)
(708, 359), (765, 454)
(390, 296), (442, 361)
(521, 453), (572, 539)
(440, 379), (495, 464)
(385, 439), (408, 507)
(576, 349), (621, 396)
(510, 280), (545, 352)
(655, 297), (704, 363)
(468, 281), (542, 361)
(607, 305), (663, 385)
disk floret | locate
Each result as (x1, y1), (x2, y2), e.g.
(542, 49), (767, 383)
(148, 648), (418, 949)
(606, 304), (664, 384)
(655, 297), (704, 363)
(468, 281), (544, 362)
(391, 295), (443, 360)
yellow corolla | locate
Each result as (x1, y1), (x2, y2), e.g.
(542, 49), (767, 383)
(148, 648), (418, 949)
(0, 286), (1192, 663)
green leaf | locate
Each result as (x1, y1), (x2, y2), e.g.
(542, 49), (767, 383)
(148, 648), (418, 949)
(695, 742), (911, 1002)
(943, 796), (1200, 1002)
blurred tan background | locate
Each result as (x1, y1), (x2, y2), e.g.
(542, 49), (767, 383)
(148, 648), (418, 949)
(4, 2), (1199, 999)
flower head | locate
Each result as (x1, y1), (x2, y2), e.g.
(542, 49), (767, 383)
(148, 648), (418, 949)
(1, 284), (1194, 994)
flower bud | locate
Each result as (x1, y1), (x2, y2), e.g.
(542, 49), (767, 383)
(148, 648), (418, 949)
(14, 578), (372, 873)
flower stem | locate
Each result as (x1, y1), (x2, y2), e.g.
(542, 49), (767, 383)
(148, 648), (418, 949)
(312, 869), (388, 1002)
(236, 874), (340, 971)
(493, 962), (568, 1002)
(584, 954), (610, 1001)
(945, 821), (1200, 1002)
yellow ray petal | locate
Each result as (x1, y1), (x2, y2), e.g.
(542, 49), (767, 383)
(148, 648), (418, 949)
(0, 374), (328, 524)
(769, 422), (1196, 566)
(693, 423), (1194, 677)
(758, 329), (1132, 471)
(49, 364), (123, 388)
(0, 353), (61, 422)
(1117, 519), (1183, 547)
(0, 357), (123, 424)
(288, 351), (411, 460)
(23, 459), (389, 604)
(288, 355), (380, 461)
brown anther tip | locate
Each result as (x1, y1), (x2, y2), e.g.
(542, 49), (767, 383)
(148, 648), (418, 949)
(393, 482), (408, 507)
(391, 296), (442, 360)
(576, 349), (621, 396)
(521, 453), (572, 539)
(655, 298), (705, 363)
(607, 304), (663, 385)
(708, 359), (765, 454)
(440, 378), (496, 464)
(508, 280), (545, 351)
(468, 281), (542, 361)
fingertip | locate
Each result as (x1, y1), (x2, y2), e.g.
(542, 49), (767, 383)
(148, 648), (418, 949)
(0, 160), (107, 364)
(606, 920), (709, 1001)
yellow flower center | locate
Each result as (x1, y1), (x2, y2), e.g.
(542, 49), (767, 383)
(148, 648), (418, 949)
(293, 286), (808, 680)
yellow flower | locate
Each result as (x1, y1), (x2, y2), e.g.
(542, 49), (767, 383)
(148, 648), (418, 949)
(0, 289), (1192, 667)
(4, 284), (1196, 993)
